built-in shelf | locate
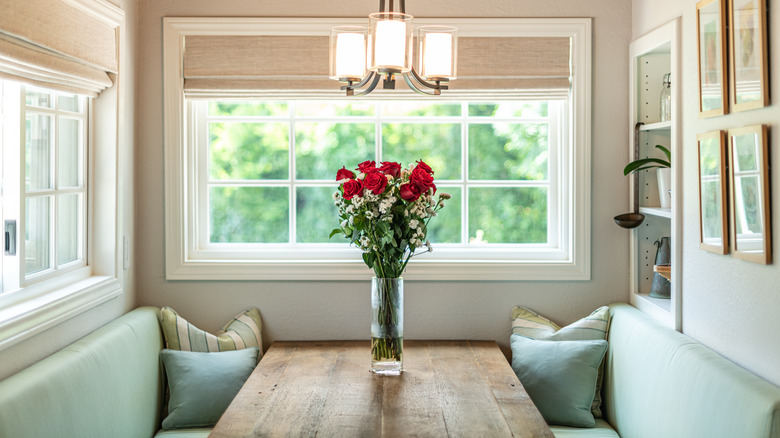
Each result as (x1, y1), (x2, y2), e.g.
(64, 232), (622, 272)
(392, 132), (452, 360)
(639, 207), (672, 218)
(639, 120), (672, 131)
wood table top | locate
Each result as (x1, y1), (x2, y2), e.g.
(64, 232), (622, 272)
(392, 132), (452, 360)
(210, 340), (553, 438)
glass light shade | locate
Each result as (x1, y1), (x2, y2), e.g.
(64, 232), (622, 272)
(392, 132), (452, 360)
(368, 12), (413, 73)
(329, 26), (368, 81)
(418, 26), (458, 80)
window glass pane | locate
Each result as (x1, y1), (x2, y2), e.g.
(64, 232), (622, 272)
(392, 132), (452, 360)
(209, 122), (289, 180)
(58, 94), (81, 112)
(296, 123), (374, 180)
(209, 186), (289, 243)
(25, 196), (51, 275)
(425, 187), (461, 244)
(296, 186), (340, 243)
(469, 123), (548, 180)
(295, 101), (375, 117)
(380, 102), (461, 117)
(468, 187), (547, 243)
(209, 101), (288, 117)
(25, 88), (52, 108)
(25, 113), (53, 191)
(468, 101), (548, 117)
(57, 193), (82, 265)
(382, 123), (461, 180)
(58, 118), (82, 188)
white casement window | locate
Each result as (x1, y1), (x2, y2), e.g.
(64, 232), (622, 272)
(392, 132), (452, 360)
(0, 0), (125, 351)
(164, 18), (591, 280)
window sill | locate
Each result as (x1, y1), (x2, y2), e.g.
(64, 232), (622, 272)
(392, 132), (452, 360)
(0, 275), (122, 352)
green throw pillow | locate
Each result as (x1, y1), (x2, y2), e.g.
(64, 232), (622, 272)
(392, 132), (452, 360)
(510, 335), (607, 428)
(160, 348), (259, 429)
(511, 306), (610, 417)
(160, 307), (263, 359)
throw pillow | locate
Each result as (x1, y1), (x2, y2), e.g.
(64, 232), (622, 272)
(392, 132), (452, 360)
(510, 335), (607, 428)
(160, 307), (263, 359)
(511, 306), (610, 417)
(160, 347), (259, 429)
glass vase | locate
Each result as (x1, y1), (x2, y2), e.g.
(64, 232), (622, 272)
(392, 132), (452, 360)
(371, 277), (403, 375)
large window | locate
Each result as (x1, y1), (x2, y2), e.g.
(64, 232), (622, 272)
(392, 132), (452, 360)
(164, 17), (591, 280)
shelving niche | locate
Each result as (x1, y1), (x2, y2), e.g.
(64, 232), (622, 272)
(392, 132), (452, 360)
(628, 18), (681, 330)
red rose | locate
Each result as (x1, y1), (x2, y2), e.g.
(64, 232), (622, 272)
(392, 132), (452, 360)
(378, 161), (401, 178)
(363, 171), (388, 195)
(415, 160), (433, 175)
(399, 182), (425, 202)
(356, 160), (376, 173)
(342, 179), (364, 200)
(409, 165), (436, 194)
(336, 166), (356, 181)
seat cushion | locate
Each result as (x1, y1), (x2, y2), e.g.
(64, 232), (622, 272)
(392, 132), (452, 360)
(154, 428), (212, 438)
(550, 419), (619, 438)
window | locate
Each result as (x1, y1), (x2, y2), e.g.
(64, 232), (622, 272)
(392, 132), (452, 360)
(164, 18), (591, 280)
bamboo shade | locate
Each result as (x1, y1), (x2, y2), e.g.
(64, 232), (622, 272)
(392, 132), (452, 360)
(0, 0), (117, 96)
(183, 34), (571, 97)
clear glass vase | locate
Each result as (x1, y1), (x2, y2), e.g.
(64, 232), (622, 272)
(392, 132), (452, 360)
(371, 277), (403, 375)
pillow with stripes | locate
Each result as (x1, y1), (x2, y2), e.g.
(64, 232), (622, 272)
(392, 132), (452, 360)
(511, 306), (610, 418)
(160, 307), (263, 360)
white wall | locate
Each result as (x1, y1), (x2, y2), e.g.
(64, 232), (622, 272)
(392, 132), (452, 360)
(634, 0), (780, 386)
(135, 0), (632, 357)
(0, 0), (139, 381)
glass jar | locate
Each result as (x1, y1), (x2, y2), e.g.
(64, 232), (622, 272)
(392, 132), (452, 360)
(659, 73), (671, 122)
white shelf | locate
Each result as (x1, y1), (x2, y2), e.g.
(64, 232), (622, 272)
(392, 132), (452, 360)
(639, 207), (672, 218)
(631, 292), (673, 326)
(639, 120), (672, 131)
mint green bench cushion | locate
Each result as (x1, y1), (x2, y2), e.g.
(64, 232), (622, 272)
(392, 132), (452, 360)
(0, 307), (165, 438)
(154, 428), (212, 438)
(603, 303), (780, 438)
(550, 419), (619, 438)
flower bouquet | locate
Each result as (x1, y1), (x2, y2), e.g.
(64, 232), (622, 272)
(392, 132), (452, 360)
(331, 160), (449, 373)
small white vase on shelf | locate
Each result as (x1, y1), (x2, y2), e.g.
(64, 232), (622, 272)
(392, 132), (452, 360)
(656, 168), (671, 209)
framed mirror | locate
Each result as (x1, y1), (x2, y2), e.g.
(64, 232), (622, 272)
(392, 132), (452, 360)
(697, 130), (728, 254)
(728, 125), (771, 264)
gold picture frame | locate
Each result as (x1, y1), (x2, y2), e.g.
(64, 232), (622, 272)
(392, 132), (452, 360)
(697, 0), (728, 117)
(697, 130), (728, 254)
(728, 125), (771, 264)
(728, 0), (769, 111)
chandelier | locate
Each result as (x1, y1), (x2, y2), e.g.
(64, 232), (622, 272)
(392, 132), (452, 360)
(328, 0), (458, 96)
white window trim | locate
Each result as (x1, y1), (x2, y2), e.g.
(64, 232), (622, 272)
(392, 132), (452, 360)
(0, 0), (125, 352)
(163, 17), (592, 281)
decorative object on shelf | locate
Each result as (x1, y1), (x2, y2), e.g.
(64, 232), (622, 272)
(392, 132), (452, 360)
(329, 0), (457, 96)
(697, 130), (729, 254)
(728, 125), (771, 264)
(331, 160), (449, 374)
(659, 73), (672, 121)
(653, 264), (671, 281)
(650, 237), (671, 298)
(615, 123), (646, 229)
(729, 0), (769, 111)
(696, 0), (728, 117)
(623, 143), (672, 209)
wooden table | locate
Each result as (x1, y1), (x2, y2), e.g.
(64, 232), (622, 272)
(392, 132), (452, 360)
(211, 340), (553, 438)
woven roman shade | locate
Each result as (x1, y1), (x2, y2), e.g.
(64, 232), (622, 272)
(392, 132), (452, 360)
(0, 0), (117, 96)
(182, 34), (571, 98)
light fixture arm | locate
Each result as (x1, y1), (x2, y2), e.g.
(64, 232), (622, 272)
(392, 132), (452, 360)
(402, 68), (448, 96)
(342, 72), (382, 96)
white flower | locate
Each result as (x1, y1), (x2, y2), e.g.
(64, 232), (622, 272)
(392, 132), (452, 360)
(409, 219), (419, 229)
(346, 205), (355, 214)
(365, 211), (375, 219)
(340, 220), (348, 228)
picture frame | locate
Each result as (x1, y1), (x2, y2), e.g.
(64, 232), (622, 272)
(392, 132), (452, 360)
(697, 0), (728, 117)
(728, 125), (771, 264)
(728, 0), (769, 111)
(697, 130), (728, 254)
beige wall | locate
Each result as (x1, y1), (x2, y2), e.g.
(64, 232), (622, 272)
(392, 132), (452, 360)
(0, 0), (138, 380)
(634, 0), (780, 386)
(135, 0), (632, 356)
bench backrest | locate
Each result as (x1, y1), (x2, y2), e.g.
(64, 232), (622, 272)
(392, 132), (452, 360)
(0, 306), (165, 438)
(604, 303), (780, 438)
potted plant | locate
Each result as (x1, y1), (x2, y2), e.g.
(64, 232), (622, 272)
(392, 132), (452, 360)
(624, 144), (671, 209)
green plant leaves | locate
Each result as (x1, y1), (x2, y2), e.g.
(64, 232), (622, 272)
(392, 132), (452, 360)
(623, 145), (671, 175)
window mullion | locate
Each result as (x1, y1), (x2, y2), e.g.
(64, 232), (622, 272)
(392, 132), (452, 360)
(462, 101), (469, 245)
(289, 102), (296, 245)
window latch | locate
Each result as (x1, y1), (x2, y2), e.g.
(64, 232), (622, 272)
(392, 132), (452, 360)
(4, 220), (16, 256)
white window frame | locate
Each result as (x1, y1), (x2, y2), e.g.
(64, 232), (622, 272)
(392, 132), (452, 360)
(163, 17), (592, 281)
(0, 0), (125, 351)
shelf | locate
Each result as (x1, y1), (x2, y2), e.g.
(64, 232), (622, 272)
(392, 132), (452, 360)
(639, 120), (672, 131)
(639, 207), (671, 218)
(631, 292), (673, 328)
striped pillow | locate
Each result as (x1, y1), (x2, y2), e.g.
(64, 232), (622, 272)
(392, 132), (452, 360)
(511, 306), (610, 418)
(160, 307), (263, 360)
